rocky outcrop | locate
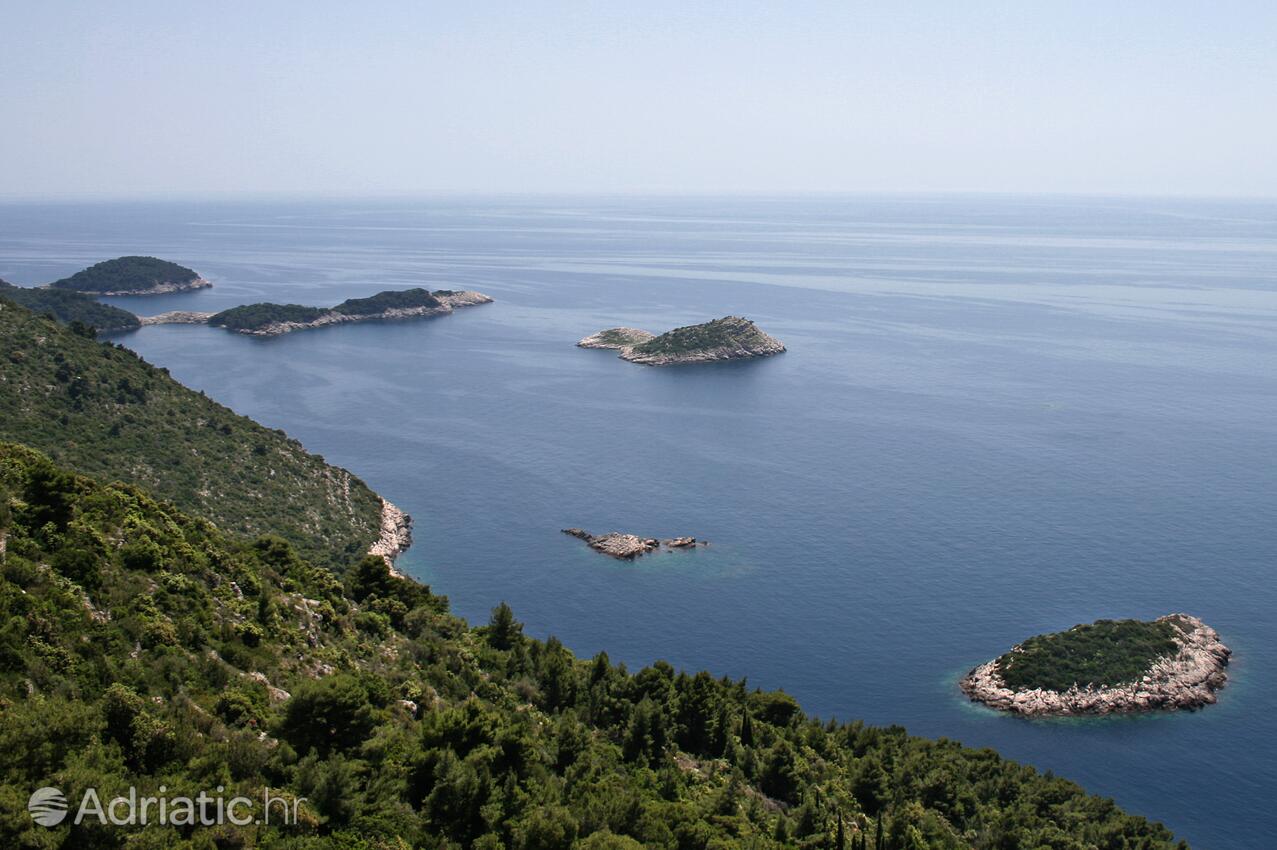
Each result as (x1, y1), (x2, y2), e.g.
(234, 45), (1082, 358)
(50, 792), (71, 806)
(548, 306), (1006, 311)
(579, 316), (785, 366)
(960, 614), (1231, 716)
(139, 310), (216, 326)
(369, 499), (413, 575)
(246, 671), (291, 703)
(563, 528), (707, 559)
(433, 290), (494, 310)
(577, 328), (656, 349)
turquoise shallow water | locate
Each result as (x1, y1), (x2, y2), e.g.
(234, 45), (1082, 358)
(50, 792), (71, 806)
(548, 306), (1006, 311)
(3, 195), (1275, 848)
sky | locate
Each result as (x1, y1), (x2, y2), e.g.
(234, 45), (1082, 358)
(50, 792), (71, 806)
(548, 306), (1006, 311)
(2, 1), (1275, 199)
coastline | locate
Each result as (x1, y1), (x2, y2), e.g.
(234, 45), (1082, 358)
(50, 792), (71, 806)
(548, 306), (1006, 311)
(619, 336), (786, 366)
(960, 614), (1231, 716)
(369, 498), (413, 577)
(55, 276), (214, 297)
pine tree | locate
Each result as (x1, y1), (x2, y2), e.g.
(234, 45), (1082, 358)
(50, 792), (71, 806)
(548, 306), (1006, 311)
(487, 601), (522, 650)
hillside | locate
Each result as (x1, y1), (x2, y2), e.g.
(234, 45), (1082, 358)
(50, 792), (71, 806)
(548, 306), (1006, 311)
(0, 443), (1185, 848)
(47, 256), (209, 295)
(0, 299), (381, 568)
(0, 282), (140, 332)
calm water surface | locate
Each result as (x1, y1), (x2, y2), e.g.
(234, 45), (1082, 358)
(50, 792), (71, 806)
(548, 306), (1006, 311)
(2, 196), (1275, 849)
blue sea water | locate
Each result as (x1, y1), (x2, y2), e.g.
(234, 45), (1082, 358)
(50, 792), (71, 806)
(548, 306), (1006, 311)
(2, 195), (1275, 849)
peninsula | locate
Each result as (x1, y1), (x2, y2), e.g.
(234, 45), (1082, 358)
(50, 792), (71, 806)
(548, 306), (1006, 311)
(563, 527), (704, 559)
(960, 614), (1230, 716)
(206, 287), (492, 335)
(1, 279), (141, 331)
(578, 316), (785, 366)
(47, 256), (211, 295)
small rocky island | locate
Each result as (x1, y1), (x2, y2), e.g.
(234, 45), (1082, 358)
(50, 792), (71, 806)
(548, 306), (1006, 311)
(563, 528), (705, 559)
(47, 256), (211, 296)
(961, 614), (1230, 716)
(154, 288), (493, 336)
(578, 316), (785, 366)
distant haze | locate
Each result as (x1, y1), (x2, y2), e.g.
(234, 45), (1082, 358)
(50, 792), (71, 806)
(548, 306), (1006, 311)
(3, 1), (1275, 199)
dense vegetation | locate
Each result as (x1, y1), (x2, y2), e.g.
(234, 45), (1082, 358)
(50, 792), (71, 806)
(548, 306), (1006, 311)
(333, 288), (443, 316)
(630, 317), (769, 357)
(209, 289), (452, 332)
(996, 619), (1181, 693)
(0, 283), (140, 332)
(47, 256), (200, 294)
(0, 300), (380, 568)
(209, 304), (329, 332)
(0, 444), (1186, 849)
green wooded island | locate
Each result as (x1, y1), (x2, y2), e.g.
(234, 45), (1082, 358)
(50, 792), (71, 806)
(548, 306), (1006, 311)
(961, 615), (1231, 716)
(46, 255), (211, 295)
(578, 316), (786, 365)
(145, 287), (494, 335)
(0, 294), (1192, 847)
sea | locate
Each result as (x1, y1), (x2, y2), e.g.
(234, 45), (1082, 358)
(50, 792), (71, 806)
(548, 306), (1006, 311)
(2, 195), (1274, 849)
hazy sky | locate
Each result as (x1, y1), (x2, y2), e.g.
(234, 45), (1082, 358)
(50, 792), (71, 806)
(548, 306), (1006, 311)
(3, 1), (1275, 198)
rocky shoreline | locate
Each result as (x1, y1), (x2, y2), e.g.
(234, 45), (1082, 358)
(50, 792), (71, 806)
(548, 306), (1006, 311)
(577, 327), (656, 349)
(620, 336), (785, 365)
(79, 277), (213, 297)
(563, 528), (705, 559)
(139, 310), (217, 326)
(369, 499), (413, 576)
(960, 614), (1231, 716)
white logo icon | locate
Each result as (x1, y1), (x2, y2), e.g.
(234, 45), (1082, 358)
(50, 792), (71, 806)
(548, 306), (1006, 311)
(28, 787), (68, 827)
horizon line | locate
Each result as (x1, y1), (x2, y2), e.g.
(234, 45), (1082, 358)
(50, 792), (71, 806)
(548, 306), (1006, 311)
(2, 188), (1276, 205)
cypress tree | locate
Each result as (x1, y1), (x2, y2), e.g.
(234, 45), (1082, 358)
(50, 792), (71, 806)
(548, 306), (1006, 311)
(835, 812), (846, 849)
(875, 816), (884, 850)
(740, 709), (755, 747)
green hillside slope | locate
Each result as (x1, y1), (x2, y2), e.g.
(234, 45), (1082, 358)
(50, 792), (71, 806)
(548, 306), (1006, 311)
(0, 283), (140, 332)
(0, 444), (1184, 849)
(0, 300), (380, 568)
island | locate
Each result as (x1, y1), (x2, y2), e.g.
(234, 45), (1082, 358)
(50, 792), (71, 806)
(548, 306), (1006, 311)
(46, 256), (211, 295)
(578, 316), (785, 365)
(0, 278), (141, 331)
(206, 287), (492, 335)
(577, 327), (656, 349)
(563, 527), (705, 559)
(960, 614), (1231, 716)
